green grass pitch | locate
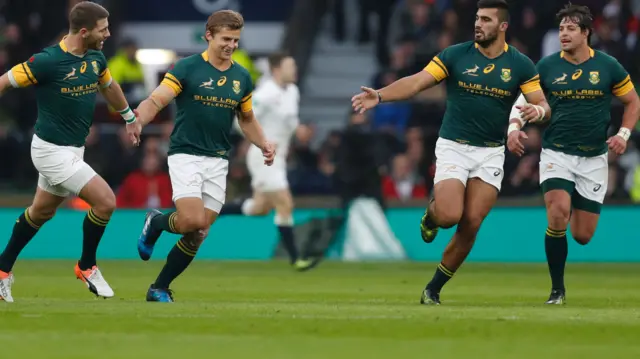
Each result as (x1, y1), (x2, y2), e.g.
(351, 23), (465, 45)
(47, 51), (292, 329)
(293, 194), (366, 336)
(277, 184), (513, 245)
(1, 260), (639, 358)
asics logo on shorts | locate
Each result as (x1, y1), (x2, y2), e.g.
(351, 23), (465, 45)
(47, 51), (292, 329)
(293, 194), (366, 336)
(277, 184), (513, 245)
(493, 170), (501, 176)
(593, 184), (602, 192)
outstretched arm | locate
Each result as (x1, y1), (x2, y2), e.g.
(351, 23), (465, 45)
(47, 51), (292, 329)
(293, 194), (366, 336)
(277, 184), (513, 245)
(352, 53), (448, 114)
(136, 84), (177, 127)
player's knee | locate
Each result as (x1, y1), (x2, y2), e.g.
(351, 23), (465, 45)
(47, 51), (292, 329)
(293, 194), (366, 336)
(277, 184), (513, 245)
(571, 229), (593, 245)
(93, 191), (116, 217)
(180, 213), (207, 232)
(547, 201), (571, 228)
(435, 205), (462, 228)
(29, 206), (56, 223)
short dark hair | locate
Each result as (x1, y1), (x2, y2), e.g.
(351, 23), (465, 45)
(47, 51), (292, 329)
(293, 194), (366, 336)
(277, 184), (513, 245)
(477, 0), (510, 22)
(69, 1), (109, 33)
(268, 52), (290, 70)
(206, 10), (244, 35)
(556, 3), (593, 38)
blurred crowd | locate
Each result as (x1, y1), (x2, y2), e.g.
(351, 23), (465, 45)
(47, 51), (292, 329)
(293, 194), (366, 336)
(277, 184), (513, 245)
(1, 0), (640, 209)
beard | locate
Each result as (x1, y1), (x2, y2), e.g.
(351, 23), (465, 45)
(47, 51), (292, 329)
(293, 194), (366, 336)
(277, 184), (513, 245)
(475, 29), (498, 48)
(87, 37), (104, 51)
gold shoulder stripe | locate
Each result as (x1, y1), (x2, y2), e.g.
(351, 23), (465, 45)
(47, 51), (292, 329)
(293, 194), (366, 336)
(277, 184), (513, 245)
(22, 63), (36, 85)
(520, 79), (541, 95)
(240, 94), (253, 113)
(165, 73), (182, 90)
(613, 80), (635, 97)
(432, 57), (449, 77)
(613, 75), (631, 90)
(161, 78), (182, 95)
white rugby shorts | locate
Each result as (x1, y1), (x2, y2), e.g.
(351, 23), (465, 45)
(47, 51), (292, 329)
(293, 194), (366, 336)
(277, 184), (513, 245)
(31, 134), (96, 197)
(433, 137), (505, 191)
(539, 148), (608, 204)
(168, 154), (229, 213)
(246, 145), (288, 192)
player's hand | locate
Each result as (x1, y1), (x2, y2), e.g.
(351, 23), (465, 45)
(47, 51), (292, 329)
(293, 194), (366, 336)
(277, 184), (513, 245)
(507, 130), (528, 157)
(351, 86), (380, 114)
(607, 135), (627, 155)
(126, 120), (142, 147)
(516, 104), (544, 123)
(261, 141), (276, 166)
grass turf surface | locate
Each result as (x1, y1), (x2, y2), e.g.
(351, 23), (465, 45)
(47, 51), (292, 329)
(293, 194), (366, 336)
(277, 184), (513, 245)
(1, 261), (639, 358)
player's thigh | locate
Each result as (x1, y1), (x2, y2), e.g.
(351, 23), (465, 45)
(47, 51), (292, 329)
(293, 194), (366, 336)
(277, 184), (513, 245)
(30, 182), (67, 221)
(457, 177), (498, 236)
(269, 189), (294, 215)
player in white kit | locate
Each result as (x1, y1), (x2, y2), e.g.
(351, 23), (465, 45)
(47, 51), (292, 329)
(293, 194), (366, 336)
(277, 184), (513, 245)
(220, 53), (318, 271)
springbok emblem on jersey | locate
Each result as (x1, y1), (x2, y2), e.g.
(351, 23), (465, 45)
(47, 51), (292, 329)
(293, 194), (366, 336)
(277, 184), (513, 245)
(463, 65), (480, 76)
(199, 78), (215, 90)
(232, 80), (241, 94)
(63, 67), (77, 81)
(91, 61), (100, 75)
(500, 68), (511, 82)
(553, 73), (568, 84)
(589, 71), (600, 85)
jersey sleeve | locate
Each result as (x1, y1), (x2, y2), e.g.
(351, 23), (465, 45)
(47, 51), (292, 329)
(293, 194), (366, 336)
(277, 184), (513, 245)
(8, 52), (54, 88)
(97, 52), (113, 88)
(518, 55), (541, 95)
(610, 59), (634, 97)
(161, 59), (188, 96)
(239, 72), (254, 113)
(423, 46), (454, 82)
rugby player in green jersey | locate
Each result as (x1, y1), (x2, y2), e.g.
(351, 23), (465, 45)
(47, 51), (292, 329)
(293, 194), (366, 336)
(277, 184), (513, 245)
(134, 10), (275, 302)
(0, 1), (142, 303)
(509, 4), (640, 305)
(352, 0), (552, 305)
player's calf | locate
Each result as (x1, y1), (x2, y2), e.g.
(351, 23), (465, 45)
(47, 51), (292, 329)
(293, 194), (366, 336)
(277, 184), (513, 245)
(148, 231), (205, 302)
(543, 189), (571, 302)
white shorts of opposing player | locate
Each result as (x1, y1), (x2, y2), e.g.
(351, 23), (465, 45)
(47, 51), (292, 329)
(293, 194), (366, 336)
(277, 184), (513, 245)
(31, 134), (96, 197)
(539, 148), (608, 204)
(433, 138), (505, 190)
(246, 145), (288, 192)
(168, 154), (229, 213)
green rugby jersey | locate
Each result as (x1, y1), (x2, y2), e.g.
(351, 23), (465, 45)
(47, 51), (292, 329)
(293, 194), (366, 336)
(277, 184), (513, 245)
(162, 51), (253, 159)
(9, 37), (112, 147)
(425, 41), (541, 147)
(538, 48), (635, 157)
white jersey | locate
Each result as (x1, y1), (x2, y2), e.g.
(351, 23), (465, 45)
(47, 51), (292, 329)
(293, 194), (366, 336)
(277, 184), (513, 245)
(252, 78), (299, 157)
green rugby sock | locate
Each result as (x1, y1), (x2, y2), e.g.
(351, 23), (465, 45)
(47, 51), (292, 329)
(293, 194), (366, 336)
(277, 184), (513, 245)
(545, 227), (567, 291)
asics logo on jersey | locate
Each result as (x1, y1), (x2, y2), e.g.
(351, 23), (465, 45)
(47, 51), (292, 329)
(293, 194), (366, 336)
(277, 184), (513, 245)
(63, 67), (78, 81)
(463, 65), (480, 76)
(553, 73), (568, 84)
(572, 69), (583, 80)
(199, 78), (215, 90)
